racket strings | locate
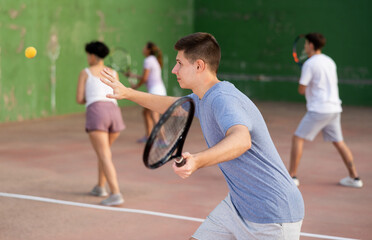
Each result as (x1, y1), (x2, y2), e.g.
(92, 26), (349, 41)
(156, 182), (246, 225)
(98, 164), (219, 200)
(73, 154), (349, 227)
(109, 50), (131, 72)
(147, 105), (189, 165)
(295, 38), (307, 63)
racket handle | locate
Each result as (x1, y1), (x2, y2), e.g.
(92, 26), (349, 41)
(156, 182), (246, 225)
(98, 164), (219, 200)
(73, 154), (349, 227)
(175, 156), (186, 168)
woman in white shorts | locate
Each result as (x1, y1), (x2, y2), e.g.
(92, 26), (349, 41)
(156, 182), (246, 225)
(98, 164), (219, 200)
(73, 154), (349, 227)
(126, 42), (167, 143)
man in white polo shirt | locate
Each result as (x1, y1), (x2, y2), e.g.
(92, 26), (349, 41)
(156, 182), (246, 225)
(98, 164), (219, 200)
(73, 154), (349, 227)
(288, 32), (363, 188)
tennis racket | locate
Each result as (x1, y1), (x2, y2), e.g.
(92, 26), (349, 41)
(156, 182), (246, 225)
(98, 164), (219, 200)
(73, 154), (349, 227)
(107, 48), (136, 84)
(292, 34), (308, 67)
(108, 48), (131, 72)
(143, 97), (195, 169)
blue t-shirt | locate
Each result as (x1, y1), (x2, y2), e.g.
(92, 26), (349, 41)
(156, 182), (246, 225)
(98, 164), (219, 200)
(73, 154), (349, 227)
(187, 81), (304, 224)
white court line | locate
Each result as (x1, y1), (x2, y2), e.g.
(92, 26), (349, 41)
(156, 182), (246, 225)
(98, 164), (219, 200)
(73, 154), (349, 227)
(0, 192), (359, 240)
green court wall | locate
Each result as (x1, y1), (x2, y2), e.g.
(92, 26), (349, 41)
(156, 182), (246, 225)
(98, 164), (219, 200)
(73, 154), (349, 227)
(1, 0), (371, 123)
(0, 0), (193, 122)
(194, 0), (372, 106)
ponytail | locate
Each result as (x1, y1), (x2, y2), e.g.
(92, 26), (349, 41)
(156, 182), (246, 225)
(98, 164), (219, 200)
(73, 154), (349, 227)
(147, 42), (163, 68)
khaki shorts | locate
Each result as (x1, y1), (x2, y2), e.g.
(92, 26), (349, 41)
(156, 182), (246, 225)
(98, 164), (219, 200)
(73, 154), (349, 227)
(295, 111), (343, 142)
(192, 195), (303, 240)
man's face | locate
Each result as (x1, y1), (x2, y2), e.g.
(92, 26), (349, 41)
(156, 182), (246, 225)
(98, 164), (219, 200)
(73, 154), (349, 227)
(304, 40), (313, 56)
(172, 51), (197, 89)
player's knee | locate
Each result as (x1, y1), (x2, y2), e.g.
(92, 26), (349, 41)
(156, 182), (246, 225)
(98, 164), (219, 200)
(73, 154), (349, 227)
(292, 135), (301, 141)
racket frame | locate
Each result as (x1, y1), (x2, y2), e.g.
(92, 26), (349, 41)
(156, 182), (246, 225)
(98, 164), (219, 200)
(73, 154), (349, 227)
(107, 48), (138, 85)
(292, 34), (307, 67)
(143, 97), (195, 169)
(107, 48), (132, 73)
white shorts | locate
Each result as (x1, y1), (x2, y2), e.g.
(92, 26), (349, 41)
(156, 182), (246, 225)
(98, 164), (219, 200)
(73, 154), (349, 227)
(192, 195), (303, 240)
(295, 111), (343, 142)
(148, 84), (166, 96)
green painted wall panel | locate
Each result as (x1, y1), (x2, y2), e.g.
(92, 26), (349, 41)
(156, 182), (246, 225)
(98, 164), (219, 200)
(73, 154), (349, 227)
(194, 0), (372, 106)
(1, 0), (371, 123)
(230, 80), (372, 107)
(0, 0), (193, 122)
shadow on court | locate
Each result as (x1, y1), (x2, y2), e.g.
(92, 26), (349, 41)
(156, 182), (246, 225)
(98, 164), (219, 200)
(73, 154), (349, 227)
(0, 102), (371, 240)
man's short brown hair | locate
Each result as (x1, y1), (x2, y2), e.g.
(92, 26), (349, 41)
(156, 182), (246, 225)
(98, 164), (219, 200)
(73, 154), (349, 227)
(305, 33), (326, 51)
(174, 32), (221, 73)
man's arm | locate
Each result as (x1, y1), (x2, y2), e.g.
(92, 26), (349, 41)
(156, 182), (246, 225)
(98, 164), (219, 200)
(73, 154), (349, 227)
(298, 84), (306, 95)
(172, 124), (251, 179)
(101, 68), (178, 114)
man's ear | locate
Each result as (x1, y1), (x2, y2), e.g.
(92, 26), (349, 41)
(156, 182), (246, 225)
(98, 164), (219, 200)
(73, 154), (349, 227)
(195, 59), (206, 72)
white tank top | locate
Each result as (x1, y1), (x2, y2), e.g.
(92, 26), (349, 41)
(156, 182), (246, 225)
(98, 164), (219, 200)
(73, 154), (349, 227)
(84, 68), (117, 107)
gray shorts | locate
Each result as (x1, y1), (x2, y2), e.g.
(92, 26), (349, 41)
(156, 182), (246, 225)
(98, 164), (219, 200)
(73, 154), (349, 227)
(86, 101), (125, 133)
(192, 195), (303, 240)
(295, 111), (343, 142)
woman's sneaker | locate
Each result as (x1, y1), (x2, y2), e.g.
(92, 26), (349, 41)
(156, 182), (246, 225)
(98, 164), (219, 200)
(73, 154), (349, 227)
(90, 185), (108, 197)
(292, 177), (300, 187)
(101, 193), (124, 206)
(339, 176), (363, 188)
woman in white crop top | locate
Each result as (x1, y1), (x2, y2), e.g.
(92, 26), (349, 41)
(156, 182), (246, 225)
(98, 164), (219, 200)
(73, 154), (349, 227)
(76, 41), (125, 206)
(126, 42), (167, 143)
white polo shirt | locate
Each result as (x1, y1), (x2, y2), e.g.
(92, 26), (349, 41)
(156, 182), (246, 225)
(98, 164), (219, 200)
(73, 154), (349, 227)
(299, 54), (342, 113)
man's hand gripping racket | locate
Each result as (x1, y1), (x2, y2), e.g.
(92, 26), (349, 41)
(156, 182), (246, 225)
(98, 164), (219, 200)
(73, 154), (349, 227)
(143, 97), (195, 170)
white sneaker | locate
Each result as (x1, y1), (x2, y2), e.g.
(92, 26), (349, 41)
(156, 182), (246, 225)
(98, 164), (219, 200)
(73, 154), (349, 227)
(90, 185), (108, 197)
(339, 176), (363, 188)
(292, 177), (300, 187)
(101, 193), (124, 206)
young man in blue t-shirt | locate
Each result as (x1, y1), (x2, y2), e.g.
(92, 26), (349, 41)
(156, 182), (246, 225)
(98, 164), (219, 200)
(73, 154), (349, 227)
(101, 32), (304, 239)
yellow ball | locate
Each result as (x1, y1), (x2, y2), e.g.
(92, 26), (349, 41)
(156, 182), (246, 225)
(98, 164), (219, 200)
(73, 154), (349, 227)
(25, 47), (37, 59)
